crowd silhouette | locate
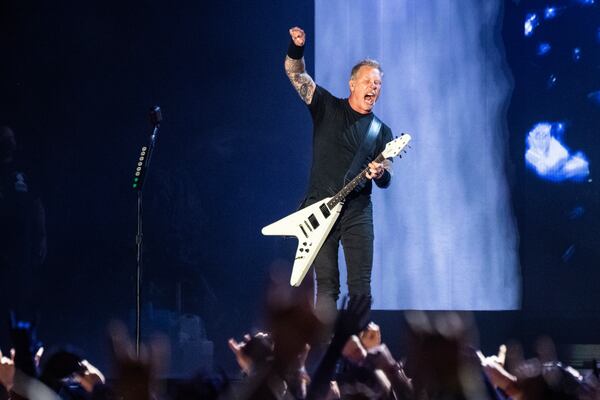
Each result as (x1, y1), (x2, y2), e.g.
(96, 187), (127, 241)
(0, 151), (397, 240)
(1, 277), (599, 400)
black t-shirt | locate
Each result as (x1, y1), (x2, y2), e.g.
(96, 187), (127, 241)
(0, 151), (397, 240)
(305, 85), (393, 202)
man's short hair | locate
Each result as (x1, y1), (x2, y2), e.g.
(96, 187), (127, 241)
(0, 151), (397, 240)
(350, 59), (383, 80)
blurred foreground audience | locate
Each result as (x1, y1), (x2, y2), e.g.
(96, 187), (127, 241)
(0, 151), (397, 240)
(2, 282), (599, 399)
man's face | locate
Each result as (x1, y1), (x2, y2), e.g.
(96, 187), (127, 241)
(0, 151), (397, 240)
(348, 66), (383, 114)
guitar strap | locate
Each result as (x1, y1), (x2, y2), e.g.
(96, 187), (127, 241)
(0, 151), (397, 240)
(344, 115), (382, 186)
(298, 115), (382, 209)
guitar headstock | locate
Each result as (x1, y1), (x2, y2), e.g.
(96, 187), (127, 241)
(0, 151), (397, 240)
(382, 133), (412, 159)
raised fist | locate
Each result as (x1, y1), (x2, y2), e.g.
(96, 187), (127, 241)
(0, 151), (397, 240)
(289, 26), (305, 47)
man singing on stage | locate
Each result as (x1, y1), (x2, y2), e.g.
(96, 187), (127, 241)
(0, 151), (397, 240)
(284, 27), (394, 325)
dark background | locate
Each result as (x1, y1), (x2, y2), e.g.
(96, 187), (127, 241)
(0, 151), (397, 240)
(0, 0), (314, 373)
(1, 0), (599, 375)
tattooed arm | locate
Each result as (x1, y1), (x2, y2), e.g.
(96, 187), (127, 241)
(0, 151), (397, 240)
(285, 27), (316, 105)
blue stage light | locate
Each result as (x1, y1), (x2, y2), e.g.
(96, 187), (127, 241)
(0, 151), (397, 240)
(537, 42), (552, 55)
(567, 206), (585, 219)
(525, 122), (590, 182)
(572, 47), (581, 61)
(525, 13), (539, 36)
(587, 90), (600, 105)
(544, 7), (557, 19)
(547, 74), (558, 88)
(561, 245), (575, 263)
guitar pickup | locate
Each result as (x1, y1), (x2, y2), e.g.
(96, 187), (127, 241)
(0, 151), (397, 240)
(308, 214), (320, 229)
(320, 204), (331, 219)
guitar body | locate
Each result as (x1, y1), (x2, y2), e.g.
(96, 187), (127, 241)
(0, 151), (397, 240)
(261, 198), (344, 286)
(262, 133), (411, 287)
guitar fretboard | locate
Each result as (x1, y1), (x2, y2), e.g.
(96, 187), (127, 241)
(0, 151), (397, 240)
(327, 153), (386, 209)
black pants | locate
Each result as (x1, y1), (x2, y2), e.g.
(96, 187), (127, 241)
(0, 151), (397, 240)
(311, 195), (374, 324)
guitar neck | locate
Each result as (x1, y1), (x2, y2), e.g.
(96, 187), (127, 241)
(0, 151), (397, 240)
(327, 153), (386, 209)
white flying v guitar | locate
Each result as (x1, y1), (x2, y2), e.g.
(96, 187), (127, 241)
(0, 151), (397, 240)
(262, 133), (412, 286)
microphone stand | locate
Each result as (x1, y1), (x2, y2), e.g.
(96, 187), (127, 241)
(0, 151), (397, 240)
(132, 106), (162, 357)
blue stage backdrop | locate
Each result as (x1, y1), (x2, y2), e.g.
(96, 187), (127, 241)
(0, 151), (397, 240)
(315, 0), (521, 309)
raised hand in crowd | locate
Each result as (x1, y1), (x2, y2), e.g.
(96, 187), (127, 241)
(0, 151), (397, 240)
(228, 332), (273, 376)
(228, 334), (255, 376)
(359, 321), (382, 350)
(478, 337), (594, 399)
(307, 295), (371, 400)
(332, 295), (371, 349)
(233, 278), (320, 400)
(109, 321), (169, 400)
(478, 344), (520, 398)
(367, 343), (414, 400)
(39, 353), (105, 397)
(76, 359), (106, 393)
(9, 317), (40, 379)
(323, 381), (341, 400)
(404, 311), (501, 400)
(0, 349), (15, 395)
(341, 335), (367, 365)
(5, 317), (61, 400)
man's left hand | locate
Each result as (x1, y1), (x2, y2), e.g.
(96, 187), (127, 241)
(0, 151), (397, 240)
(366, 162), (384, 180)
